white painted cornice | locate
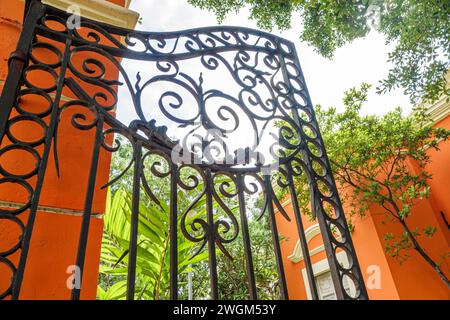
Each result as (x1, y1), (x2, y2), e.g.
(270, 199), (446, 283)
(425, 95), (450, 125)
(288, 224), (320, 263)
(288, 223), (343, 263)
(419, 71), (450, 125)
(42, 0), (140, 30)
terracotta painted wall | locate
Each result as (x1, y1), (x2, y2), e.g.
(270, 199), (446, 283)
(277, 113), (450, 300)
(277, 203), (400, 300)
(372, 116), (450, 299)
(424, 115), (450, 245)
(0, 0), (126, 300)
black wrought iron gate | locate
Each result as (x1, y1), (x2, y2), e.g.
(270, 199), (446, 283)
(0, 1), (368, 300)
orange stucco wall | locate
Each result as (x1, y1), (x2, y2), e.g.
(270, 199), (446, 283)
(0, 0), (127, 299)
(425, 115), (450, 245)
(277, 204), (401, 300)
(277, 113), (450, 300)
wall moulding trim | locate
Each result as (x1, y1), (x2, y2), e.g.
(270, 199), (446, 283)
(0, 200), (103, 218)
(427, 96), (450, 125)
(288, 223), (342, 263)
(42, 0), (140, 30)
(420, 70), (450, 125)
(288, 224), (321, 263)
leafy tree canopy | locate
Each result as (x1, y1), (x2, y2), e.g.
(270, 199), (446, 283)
(283, 83), (450, 287)
(188, 0), (450, 103)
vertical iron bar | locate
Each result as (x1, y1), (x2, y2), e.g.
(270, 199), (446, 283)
(264, 175), (288, 300)
(278, 46), (344, 299)
(288, 82), (346, 299)
(0, 0), (43, 299)
(288, 44), (368, 299)
(205, 169), (218, 300)
(277, 47), (330, 299)
(126, 141), (142, 300)
(0, 0), (43, 141)
(71, 113), (104, 300)
(12, 17), (72, 300)
(169, 164), (178, 300)
(312, 194), (346, 299)
(237, 174), (257, 300)
(286, 163), (319, 300)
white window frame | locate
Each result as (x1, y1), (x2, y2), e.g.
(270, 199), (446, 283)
(301, 251), (356, 300)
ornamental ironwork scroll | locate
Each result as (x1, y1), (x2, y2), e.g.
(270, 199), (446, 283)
(0, 1), (368, 300)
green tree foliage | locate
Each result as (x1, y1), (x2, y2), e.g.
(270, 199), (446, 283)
(286, 83), (450, 287)
(190, 214), (280, 300)
(188, 0), (450, 103)
(97, 187), (209, 300)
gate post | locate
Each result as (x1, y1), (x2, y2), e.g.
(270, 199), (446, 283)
(0, 0), (138, 300)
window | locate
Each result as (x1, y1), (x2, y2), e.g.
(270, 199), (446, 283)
(301, 251), (356, 299)
(315, 271), (351, 300)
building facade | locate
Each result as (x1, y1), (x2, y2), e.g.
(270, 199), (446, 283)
(277, 95), (450, 299)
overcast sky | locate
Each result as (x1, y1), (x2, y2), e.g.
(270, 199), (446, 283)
(116, 0), (412, 125)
